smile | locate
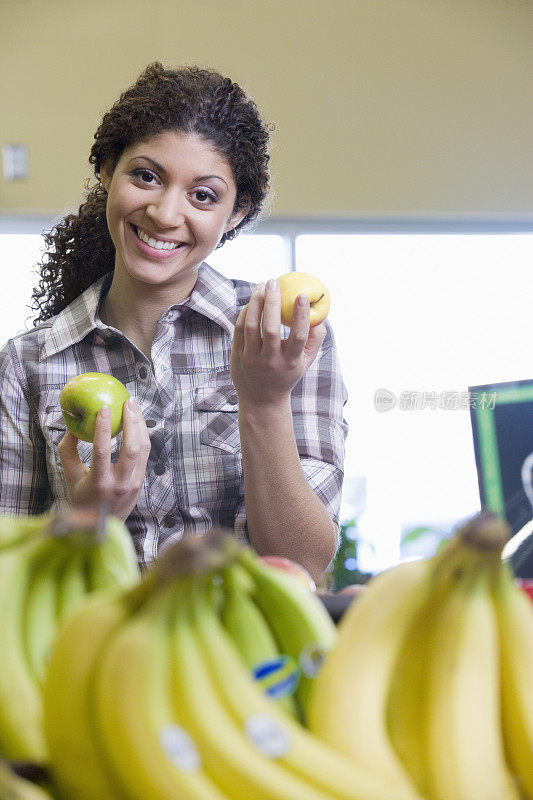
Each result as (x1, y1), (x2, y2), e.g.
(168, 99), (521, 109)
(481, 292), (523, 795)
(134, 225), (183, 251)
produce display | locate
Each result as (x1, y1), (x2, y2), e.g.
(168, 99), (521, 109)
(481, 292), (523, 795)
(0, 760), (54, 799)
(0, 510), (531, 799)
(59, 371), (130, 442)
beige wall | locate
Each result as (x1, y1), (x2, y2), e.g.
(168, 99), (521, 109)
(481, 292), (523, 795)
(1, 0), (532, 219)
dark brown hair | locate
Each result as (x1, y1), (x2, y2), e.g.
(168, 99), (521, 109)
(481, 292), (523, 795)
(31, 62), (272, 323)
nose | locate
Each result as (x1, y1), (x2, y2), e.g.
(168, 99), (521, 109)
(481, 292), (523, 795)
(145, 188), (185, 230)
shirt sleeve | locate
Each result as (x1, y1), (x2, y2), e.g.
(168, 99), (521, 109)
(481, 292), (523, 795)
(0, 341), (52, 515)
(289, 320), (349, 525)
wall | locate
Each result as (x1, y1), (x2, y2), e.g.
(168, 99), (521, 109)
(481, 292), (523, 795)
(1, 0), (532, 219)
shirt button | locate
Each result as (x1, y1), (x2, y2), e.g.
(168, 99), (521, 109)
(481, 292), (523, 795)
(146, 419), (157, 428)
(153, 463), (166, 476)
(163, 513), (177, 528)
(160, 364), (169, 375)
(138, 366), (148, 380)
(227, 393), (238, 405)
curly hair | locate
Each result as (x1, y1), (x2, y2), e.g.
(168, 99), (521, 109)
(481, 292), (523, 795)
(31, 62), (272, 323)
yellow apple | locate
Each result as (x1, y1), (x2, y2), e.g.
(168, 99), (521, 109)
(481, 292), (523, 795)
(276, 271), (330, 328)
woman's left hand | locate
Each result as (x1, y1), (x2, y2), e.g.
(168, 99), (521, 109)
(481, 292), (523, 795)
(230, 279), (326, 407)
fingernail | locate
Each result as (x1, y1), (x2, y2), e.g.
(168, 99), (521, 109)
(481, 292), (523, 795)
(267, 279), (278, 292)
(126, 397), (137, 411)
(297, 293), (309, 306)
(255, 282), (266, 293)
(100, 405), (110, 418)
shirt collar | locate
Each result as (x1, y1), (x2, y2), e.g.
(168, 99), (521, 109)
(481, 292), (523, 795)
(181, 262), (240, 339)
(39, 264), (242, 361)
(39, 274), (112, 361)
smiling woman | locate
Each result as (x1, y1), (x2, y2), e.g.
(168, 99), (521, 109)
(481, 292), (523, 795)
(0, 62), (348, 583)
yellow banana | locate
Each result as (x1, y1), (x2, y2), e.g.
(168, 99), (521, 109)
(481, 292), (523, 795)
(182, 577), (419, 800)
(44, 591), (129, 800)
(492, 562), (533, 799)
(307, 556), (431, 794)
(424, 565), (520, 800)
(0, 536), (53, 763)
(90, 584), (229, 800)
(237, 548), (337, 719)
(220, 563), (299, 718)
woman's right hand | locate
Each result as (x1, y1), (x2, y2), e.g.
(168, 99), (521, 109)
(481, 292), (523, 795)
(57, 397), (151, 522)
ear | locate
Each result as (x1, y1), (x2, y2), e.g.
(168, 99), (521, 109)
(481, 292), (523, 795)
(99, 161), (113, 191)
(224, 197), (251, 233)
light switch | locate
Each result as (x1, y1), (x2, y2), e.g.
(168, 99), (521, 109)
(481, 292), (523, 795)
(2, 144), (29, 181)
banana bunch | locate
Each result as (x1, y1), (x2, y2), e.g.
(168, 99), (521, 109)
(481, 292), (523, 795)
(44, 528), (423, 800)
(0, 506), (139, 766)
(307, 512), (533, 800)
(0, 760), (56, 800)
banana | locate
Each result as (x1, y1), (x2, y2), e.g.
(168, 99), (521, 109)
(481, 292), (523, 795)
(237, 548), (337, 718)
(55, 548), (89, 625)
(23, 542), (68, 686)
(44, 590), (129, 800)
(0, 760), (55, 799)
(306, 556), (432, 794)
(0, 536), (53, 763)
(90, 583), (230, 800)
(492, 562), (533, 799)
(86, 516), (139, 591)
(181, 577), (419, 800)
(0, 513), (50, 552)
(424, 564), (520, 800)
(220, 563), (299, 718)
(170, 579), (339, 800)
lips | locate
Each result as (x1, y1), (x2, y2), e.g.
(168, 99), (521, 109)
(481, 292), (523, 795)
(130, 224), (187, 260)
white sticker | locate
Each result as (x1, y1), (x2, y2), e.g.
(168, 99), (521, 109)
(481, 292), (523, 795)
(298, 643), (329, 678)
(160, 724), (201, 772)
(244, 713), (291, 759)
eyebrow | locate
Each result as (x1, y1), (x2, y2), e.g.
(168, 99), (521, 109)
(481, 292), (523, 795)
(128, 156), (228, 188)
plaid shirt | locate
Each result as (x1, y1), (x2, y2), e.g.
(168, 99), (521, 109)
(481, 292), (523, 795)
(0, 263), (348, 567)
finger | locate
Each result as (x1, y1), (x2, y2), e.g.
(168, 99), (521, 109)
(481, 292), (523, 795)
(285, 293), (312, 360)
(115, 397), (142, 483)
(261, 279), (282, 355)
(57, 429), (87, 486)
(304, 322), (327, 363)
(89, 406), (112, 487)
(243, 283), (266, 355)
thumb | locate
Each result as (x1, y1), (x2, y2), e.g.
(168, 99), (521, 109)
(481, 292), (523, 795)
(57, 429), (86, 485)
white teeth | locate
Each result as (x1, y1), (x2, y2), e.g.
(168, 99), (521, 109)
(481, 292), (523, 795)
(135, 227), (180, 250)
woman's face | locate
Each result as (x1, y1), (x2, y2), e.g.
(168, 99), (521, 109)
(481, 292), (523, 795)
(101, 130), (247, 294)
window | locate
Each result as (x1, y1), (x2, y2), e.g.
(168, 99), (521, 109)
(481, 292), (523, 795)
(2, 222), (532, 569)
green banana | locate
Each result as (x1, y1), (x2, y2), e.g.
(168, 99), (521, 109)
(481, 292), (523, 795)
(0, 513), (50, 552)
(90, 584), (229, 800)
(55, 548), (90, 625)
(237, 549), (337, 719)
(0, 536), (54, 763)
(44, 591), (129, 800)
(220, 563), (299, 718)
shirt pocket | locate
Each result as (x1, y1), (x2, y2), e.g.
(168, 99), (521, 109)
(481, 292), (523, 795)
(195, 380), (241, 454)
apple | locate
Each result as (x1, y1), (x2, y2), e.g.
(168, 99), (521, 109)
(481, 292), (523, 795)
(276, 272), (330, 328)
(60, 372), (130, 443)
(259, 555), (317, 592)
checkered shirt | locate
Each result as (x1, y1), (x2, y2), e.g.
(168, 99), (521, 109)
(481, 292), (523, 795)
(0, 262), (348, 567)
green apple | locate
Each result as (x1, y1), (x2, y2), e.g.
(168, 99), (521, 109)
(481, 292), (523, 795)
(59, 372), (130, 443)
(276, 271), (330, 328)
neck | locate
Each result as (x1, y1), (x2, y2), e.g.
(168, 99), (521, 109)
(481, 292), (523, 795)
(100, 267), (198, 359)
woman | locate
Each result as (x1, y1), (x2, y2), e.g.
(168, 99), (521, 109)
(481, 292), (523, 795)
(0, 63), (348, 583)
